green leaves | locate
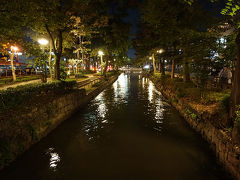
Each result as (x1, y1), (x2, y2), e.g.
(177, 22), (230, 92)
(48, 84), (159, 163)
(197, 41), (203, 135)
(0, 80), (77, 110)
(184, 0), (195, 5)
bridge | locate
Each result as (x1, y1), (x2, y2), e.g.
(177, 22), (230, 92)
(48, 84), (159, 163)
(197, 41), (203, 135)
(119, 67), (142, 73)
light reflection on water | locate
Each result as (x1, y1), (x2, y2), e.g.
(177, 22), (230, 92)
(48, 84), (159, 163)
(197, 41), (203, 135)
(148, 81), (154, 103)
(82, 73), (167, 141)
(46, 148), (60, 172)
(0, 72), (232, 180)
(95, 92), (107, 119)
(113, 73), (129, 104)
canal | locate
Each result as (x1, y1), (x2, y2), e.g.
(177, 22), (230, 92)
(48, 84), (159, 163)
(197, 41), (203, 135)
(0, 73), (232, 179)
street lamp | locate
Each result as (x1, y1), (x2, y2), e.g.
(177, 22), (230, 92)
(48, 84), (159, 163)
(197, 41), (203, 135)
(10, 46), (18, 81)
(98, 50), (104, 74)
(38, 38), (49, 46)
(157, 49), (164, 54)
(11, 46), (18, 52)
(157, 49), (165, 75)
(38, 38), (49, 82)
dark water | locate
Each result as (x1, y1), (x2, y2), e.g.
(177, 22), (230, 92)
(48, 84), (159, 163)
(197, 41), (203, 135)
(0, 73), (232, 180)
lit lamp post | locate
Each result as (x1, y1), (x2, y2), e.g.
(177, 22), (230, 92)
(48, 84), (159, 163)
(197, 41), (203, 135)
(157, 49), (164, 54)
(10, 46), (18, 81)
(157, 49), (165, 75)
(38, 38), (49, 82)
(98, 50), (104, 74)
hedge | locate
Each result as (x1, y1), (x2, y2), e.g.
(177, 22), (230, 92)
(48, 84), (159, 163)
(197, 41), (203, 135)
(0, 80), (77, 110)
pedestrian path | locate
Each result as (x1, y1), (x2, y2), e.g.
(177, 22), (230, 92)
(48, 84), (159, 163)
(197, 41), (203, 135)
(0, 79), (43, 90)
(0, 74), (99, 91)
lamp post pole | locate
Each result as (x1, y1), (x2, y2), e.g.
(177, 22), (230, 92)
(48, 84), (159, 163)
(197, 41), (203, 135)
(157, 49), (165, 75)
(98, 51), (104, 75)
(38, 38), (49, 83)
(100, 55), (103, 74)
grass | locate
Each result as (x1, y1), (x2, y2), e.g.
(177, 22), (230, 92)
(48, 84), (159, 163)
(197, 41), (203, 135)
(0, 75), (41, 87)
(153, 74), (231, 106)
(201, 90), (231, 104)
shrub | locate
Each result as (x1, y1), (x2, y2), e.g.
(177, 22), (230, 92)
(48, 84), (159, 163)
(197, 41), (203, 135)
(186, 108), (198, 120)
(0, 80), (76, 110)
(220, 94), (231, 113)
(79, 70), (96, 75)
(92, 81), (104, 87)
(154, 73), (162, 79)
(234, 105), (240, 128)
(176, 88), (186, 99)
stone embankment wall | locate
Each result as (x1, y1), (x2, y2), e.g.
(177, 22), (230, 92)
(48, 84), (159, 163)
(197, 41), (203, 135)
(0, 75), (118, 169)
(152, 79), (240, 180)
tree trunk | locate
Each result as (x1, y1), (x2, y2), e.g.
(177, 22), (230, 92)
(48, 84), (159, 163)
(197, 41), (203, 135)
(171, 59), (175, 79)
(152, 53), (156, 74)
(55, 54), (61, 80)
(103, 58), (109, 78)
(183, 58), (190, 82)
(10, 52), (16, 81)
(42, 63), (47, 83)
(86, 55), (90, 71)
(54, 31), (63, 80)
(230, 29), (240, 121)
(160, 59), (165, 75)
(45, 25), (62, 80)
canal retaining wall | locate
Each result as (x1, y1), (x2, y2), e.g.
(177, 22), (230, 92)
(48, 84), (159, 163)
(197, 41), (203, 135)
(151, 78), (240, 180)
(0, 75), (118, 170)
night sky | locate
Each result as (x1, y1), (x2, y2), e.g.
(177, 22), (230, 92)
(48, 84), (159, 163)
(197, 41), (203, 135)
(124, 5), (140, 59)
(123, 0), (225, 59)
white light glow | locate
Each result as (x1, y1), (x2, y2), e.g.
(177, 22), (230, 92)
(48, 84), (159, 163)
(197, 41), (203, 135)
(113, 73), (129, 103)
(143, 65), (150, 69)
(46, 148), (60, 172)
(95, 92), (107, 119)
(98, 51), (104, 56)
(148, 81), (154, 102)
(11, 46), (18, 52)
(157, 49), (164, 54)
(38, 38), (49, 46)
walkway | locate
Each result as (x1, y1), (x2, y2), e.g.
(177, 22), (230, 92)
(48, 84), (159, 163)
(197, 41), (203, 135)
(0, 74), (99, 91)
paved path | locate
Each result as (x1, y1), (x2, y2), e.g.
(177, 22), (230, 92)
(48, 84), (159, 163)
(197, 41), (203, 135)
(0, 79), (43, 90)
(0, 74), (99, 91)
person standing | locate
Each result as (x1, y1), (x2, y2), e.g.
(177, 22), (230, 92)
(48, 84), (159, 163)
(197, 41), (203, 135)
(219, 66), (232, 88)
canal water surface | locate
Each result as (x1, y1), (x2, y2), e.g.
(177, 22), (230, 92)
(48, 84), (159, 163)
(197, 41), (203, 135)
(0, 73), (232, 179)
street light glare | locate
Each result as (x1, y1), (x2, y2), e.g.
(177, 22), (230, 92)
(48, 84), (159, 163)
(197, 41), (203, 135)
(157, 49), (164, 54)
(11, 46), (18, 51)
(98, 51), (104, 56)
(38, 38), (49, 46)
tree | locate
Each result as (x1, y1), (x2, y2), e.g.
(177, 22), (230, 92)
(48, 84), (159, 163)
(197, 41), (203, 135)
(137, 0), (217, 81)
(21, 0), (97, 80)
(0, 0), (27, 81)
(184, 0), (240, 136)
(91, 1), (130, 77)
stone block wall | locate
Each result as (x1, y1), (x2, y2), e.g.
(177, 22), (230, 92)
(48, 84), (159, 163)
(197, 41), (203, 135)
(0, 89), (86, 168)
(153, 79), (240, 180)
(0, 74), (119, 169)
